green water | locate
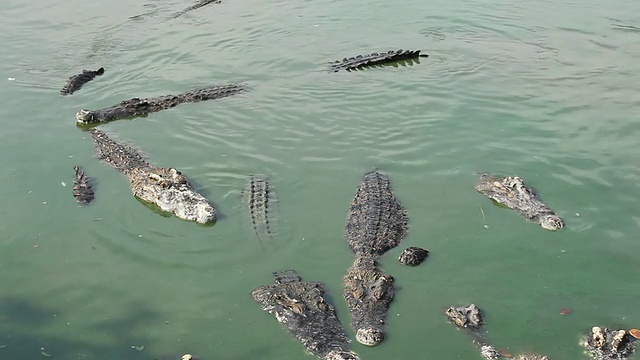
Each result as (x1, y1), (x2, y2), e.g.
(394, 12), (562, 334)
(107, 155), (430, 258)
(1, 0), (640, 359)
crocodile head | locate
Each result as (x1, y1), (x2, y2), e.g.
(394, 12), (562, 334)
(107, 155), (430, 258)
(76, 109), (95, 124)
(343, 257), (394, 346)
(355, 328), (385, 346)
(128, 167), (217, 224)
(445, 304), (484, 329)
(539, 214), (564, 231)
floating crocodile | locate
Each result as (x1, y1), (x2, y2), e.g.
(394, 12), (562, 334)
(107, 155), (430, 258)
(580, 326), (636, 360)
(446, 304), (550, 360)
(242, 174), (275, 243)
(398, 246), (429, 266)
(345, 170), (408, 257)
(330, 49), (428, 72)
(341, 170), (407, 346)
(76, 84), (246, 124)
(72, 165), (95, 204)
(60, 67), (104, 95)
(474, 173), (564, 231)
(343, 256), (394, 347)
(170, 0), (222, 18)
(88, 128), (217, 224)
(251, 270), (360, 360)
(446, 304), (500, 359)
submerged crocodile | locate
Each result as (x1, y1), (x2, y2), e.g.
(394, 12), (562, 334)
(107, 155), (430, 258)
(88, 128), (217, 224)
(72, 165), (95, 204)
(251, 270), (360, 360)
(242, 174), (275, 243)
(343, 256), (394, 347)
(170, 0), (222, 18)
(345, 170), (408, 257)
(60, 67), (104, 95)
(580, 326), (636, 360)
(446, 304), (550, 360)
(76, 83), (246, 124)
(474, 173), (564, 231)
(330, 49), (428, 72)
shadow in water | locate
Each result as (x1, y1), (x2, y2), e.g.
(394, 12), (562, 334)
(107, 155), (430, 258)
(0, 295), (175, 360)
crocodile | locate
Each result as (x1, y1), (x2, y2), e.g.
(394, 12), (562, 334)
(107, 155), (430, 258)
(512, 356), (550, 360)
(343, 256), (395, 347)
(345, 170), (408, 257)
(251, 270), (360, 360)
(341, 170), (407, 346)
(242, 174), (275, 243)
(446, 304), (550, 360)
(88, 128), (217, 224)
(170, 0), (222, 18)
(474, 173), (564, 231)
(76, 83), (246, 124)
(72, 165), (95, 204)
(398, 246), (429, 266)
(330, 49), (428, 72)
(60, 67), (104, 95)
(446, 304), (499, 359)
(580, 326), (636, 360)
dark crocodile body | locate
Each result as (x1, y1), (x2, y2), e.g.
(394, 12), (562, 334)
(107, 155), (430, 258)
(242, 174), (275, 243)
(88, 129), (217, 224)
(60, 67), (104, 95)
(475, 173), (564, 231)
(170, 0), (222, 18)
(72, 165), (95, 204)
(76, 84), (246, 124)
(252, 270), (360, 360)
(580, 326), (636, 360)
(342, 170), (408, 346)
(345, 170), (408, 257)
(330, 49), (428, 72)
(398, 247), (429, 266)
(342, 256), (394, 347)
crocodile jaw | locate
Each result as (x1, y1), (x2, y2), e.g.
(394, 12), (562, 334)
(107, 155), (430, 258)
(76, 109), (95, 124)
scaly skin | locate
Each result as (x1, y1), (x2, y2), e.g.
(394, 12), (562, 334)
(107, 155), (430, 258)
(345, 170), (408, 257)
(61, 67), (104, 95)
(76, 84), (246, 124)
(72, 165), (95, 204)
(446, 304), (551, 360)
(398, 246), (429, 266)
(252, 270), (360, 360)
(580, 326), (635, 360)
(343, 256), (394, 346)
(242, 174), (275, 243)
(170, 0), (222, 18)
(475, 173), (564, 231)
(341, 170), (407, 346)
(330, 49), (428, 72)
(446, 304), (498, 359)
(88, 129), (216, 224)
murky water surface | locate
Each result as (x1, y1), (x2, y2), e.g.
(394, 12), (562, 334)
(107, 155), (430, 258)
(1, 0), (640, 359)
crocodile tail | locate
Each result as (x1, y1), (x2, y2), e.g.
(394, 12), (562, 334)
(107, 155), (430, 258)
(244, 174), (275, 242)
(72, 165), (95, 204)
